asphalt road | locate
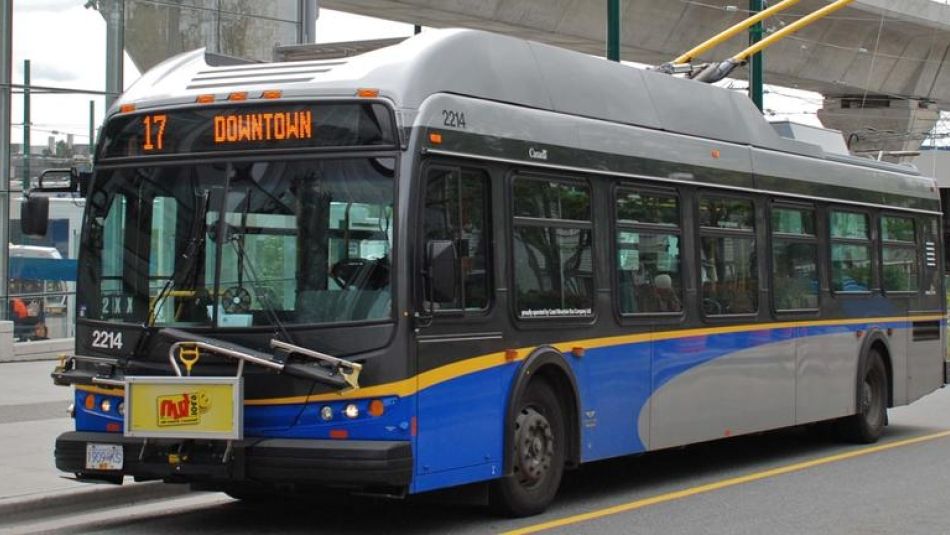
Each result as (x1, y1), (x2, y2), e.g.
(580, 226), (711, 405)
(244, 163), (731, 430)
(7, 363), (950, 534)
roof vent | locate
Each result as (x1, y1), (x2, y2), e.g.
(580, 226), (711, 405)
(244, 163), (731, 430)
(187, 60), (345, 91)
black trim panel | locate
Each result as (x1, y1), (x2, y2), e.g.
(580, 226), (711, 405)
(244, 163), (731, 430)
(55, 431), (412, 488)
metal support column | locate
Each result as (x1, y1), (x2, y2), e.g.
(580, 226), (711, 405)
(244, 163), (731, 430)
(0, 0), (10, 317)
(299, 0), (317, 44)
(749, 0), (764, 111)
(607, 0), (621, 61)
(105, 0), (125, 110)
(89, 100), (95, 155)
(22, 59), (28, 191)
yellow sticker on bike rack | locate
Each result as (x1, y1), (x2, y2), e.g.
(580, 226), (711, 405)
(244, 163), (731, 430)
(124, 376), (243, 440)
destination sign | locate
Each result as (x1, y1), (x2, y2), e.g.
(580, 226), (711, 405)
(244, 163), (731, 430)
(100, 102), (396, 159)
(213, 111), (313, 145)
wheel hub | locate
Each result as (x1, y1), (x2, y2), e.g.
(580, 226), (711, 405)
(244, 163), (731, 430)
(514, 407), (554, 487)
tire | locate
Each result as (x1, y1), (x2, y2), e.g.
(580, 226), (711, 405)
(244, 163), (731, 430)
(838, 348), (888, 444)
(490, 380), (566, 517)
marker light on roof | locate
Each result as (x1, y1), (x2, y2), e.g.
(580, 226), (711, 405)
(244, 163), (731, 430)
(357, 88), (380, 98)
(119, 104), (135, 113)
(228, 92), (248, 101)
(261, 90), (282, 99)
(196, 94), (215, 104)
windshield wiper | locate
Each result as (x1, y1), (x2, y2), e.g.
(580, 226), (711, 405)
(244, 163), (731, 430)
(226, 224), (294, 343)
(147, 190), (210, 325)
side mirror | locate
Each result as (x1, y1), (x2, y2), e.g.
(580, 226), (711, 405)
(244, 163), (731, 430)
(37, 168), (73, 191)
(21, 195), (50, 237)
(28, 167), (89, 196)
(426, 240), (458, 303)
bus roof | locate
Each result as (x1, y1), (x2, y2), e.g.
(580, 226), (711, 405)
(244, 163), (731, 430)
(115, 28), (923, 178)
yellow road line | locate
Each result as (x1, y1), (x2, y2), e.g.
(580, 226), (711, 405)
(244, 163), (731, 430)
(503, 429), (950, 535)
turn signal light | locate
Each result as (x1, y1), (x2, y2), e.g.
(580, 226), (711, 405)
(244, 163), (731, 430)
(429, 132), (443, 145)
(368, 399), (385, 417)
(84, 394), (96, 410)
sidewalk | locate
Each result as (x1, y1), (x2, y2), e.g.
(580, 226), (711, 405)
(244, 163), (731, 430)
(0, 360), (186, 516)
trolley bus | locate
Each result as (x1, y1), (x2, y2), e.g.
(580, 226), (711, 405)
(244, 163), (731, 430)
(46, 29), (946, 516)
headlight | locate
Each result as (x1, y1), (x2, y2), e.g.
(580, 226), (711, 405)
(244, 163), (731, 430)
(320, 406), (334, 421)
(100, 399), (112, 413)
(344, 404), (359, 419)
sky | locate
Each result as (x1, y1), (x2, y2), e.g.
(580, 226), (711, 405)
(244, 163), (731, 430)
(13, 0), (835, 151)
(15, 1), (419, 150)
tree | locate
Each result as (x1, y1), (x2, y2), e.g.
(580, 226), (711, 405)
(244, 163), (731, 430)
(54, 140), (74, 158)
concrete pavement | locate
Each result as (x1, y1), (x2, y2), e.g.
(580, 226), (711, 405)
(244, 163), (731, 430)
(0, 360), (187, 521)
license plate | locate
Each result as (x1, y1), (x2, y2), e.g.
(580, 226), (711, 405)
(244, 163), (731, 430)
(86, 443), (124, 471)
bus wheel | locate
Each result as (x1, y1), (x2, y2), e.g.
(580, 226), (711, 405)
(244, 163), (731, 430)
(491, 380), (565, 517)
(839, 349), (887, 444)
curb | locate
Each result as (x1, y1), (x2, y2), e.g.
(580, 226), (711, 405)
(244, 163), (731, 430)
(0, 481), (195, 525)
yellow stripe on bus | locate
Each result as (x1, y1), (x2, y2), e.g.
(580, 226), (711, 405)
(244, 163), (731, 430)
(244, 314), (942, 405)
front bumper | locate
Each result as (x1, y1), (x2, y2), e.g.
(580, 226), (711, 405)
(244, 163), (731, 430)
(55, 431), (412, 489)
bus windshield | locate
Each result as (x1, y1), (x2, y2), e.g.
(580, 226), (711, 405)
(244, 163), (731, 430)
(77, 157), (395, 328)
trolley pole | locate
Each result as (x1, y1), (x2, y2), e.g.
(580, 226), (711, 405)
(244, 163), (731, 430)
(749, 0), (765, 111)
(607, 0), (621, 61)
(22, 59), (28, 191)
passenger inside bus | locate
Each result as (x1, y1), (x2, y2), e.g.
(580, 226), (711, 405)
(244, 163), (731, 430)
(653, 274), (681, 312)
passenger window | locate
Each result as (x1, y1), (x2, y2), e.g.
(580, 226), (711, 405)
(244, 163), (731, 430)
(616, 189), (682, 315)
(423, 167), (491, 311)
(700, 196), (757, 315)
(830, 210), (871, 292)
(512, 178), (593, 319)
(881, 215), (918, 292)
(771, 206), (818, 310)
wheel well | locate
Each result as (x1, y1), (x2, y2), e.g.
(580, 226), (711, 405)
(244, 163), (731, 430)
(870, 339), (894, 408)
(532, 365), (581, 468)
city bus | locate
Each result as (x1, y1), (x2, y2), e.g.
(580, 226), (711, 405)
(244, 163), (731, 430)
(47, 29), (946, 516)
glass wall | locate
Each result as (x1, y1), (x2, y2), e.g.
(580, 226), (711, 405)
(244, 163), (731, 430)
(125, 0), (303, 72)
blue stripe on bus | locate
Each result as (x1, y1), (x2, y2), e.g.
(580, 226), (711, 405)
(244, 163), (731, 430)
(73, 319), (919, 494)
(10, 257), (77, 281)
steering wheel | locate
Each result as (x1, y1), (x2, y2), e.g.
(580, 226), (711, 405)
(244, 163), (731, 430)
(330, 258), (371, 289)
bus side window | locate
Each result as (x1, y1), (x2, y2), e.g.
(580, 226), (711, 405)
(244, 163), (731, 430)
(880, 215), (918, 293)
(829, 210), (872, 293)
(512, 178), (594, 320)
(771, 205), (819, 311)
(615, 188), (682, 315)
(422, 166), (491, 312)
(699, 196), (757, 316)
